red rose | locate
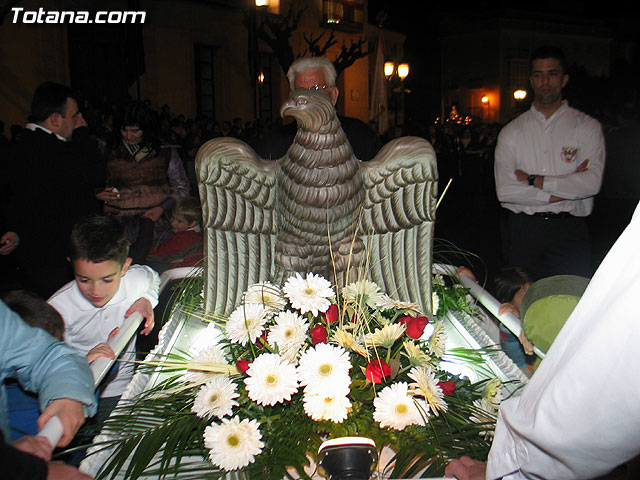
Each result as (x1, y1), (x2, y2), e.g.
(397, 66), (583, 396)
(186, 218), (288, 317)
(236, 359), (251, 374)
(310, 324), (328, 345)
(438, 380), (456, 396)
(397, 315), (429, 339)
(365, 359), (391, 384)
(324, 304), (339, 324)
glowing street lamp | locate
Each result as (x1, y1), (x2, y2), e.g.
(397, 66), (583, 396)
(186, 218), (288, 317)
(384, 61), (395, 80)
(514, 89), (527, 100)
(397, 63), (409, 81)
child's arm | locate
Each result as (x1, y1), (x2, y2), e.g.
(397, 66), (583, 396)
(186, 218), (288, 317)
(125, 297), (154, 335)
(123, 265), (160, 336)
(86, 343), (116, 363)
(85, 327), (119, 363)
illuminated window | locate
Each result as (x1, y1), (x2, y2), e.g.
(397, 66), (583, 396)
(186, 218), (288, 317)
(322, 0), (364, 32)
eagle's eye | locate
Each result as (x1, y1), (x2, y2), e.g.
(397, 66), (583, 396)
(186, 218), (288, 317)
(296, 98), (308, 106)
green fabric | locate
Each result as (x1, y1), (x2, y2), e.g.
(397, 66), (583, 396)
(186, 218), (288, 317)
(523, 295), (581, 353)
(520, 275), (590, 354)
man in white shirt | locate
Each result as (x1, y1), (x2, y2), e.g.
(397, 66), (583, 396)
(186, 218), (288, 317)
(445, 202), (640, 479)
(494, 46), (605, 279)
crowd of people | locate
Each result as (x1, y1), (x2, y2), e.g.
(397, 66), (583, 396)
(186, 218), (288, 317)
(1, 46), (640, 479)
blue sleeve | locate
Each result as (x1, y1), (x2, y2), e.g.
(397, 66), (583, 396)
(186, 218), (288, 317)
(0, 300), (97, 439)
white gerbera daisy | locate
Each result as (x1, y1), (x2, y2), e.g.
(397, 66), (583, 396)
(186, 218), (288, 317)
(428, 321), (447, 358)
(267, 311), (309, 363)
(408, 366), (448, 415)
(244, 353), (299, 406)
(203, 416), (264, 471)
(343, 279), (384, 309)
(297, 343), (351, 395)
(364, 323), (406, 349)
(184, 344), (229, 384)
(373, 382), (428, 430)
(192, 376), (239, 419)
(402, 340), (431, 367)
(243, 282), (287, 313)
(226, 303), (268, 346)
(283, 273), (334, 316)
(303, 391), (352, 423)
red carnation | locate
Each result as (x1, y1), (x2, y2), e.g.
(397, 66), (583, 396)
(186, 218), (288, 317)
(236, 359), (251, 374)
(324, 304), (339, 324)
(397, 315), (429, 339)
(438, 380), (457, 396)
(365, 359), (391, 384)
(310, 324), (328, 345)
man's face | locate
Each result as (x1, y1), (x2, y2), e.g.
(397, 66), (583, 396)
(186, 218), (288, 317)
(72, 258), (131, 308)
(529, 58), (568, 107)
(57, 98), (82, 140)
(293, 68), (339, 105)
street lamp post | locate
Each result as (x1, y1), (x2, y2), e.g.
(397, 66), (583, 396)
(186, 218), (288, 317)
(481, 95), (490, 123)
(384, 61), (410, 136)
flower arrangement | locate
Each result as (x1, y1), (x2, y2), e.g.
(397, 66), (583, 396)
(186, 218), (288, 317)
(93, 273), (504, 479)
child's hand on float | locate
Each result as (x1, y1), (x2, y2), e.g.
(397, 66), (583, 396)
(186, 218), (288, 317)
(498, 302), (520, 318)
(126, 297), (154, 335)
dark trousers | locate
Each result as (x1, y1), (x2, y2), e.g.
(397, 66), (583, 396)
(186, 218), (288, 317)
(502, 210), (594, 279)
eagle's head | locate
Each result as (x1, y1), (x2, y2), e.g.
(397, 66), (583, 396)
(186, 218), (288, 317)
(280, 89), (337, 133)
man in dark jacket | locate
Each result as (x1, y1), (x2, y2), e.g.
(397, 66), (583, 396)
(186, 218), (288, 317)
(4, 82), (105, 298)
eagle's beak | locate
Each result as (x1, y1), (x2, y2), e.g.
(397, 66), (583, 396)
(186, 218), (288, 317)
(280, 98), (296, 119)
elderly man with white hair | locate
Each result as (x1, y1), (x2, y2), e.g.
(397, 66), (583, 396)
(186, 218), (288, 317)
(252, 56), (382, 162)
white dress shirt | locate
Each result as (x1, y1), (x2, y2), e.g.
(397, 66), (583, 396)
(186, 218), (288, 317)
(494, 101), (605, 216)
(487, 201), (640, 479)
(48, 264), (159, 398)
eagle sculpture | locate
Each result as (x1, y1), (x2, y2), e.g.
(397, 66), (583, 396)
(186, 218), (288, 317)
(196, 90), (438, 315)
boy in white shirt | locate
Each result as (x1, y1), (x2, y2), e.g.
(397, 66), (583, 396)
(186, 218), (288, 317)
(48, 215), (159, 419)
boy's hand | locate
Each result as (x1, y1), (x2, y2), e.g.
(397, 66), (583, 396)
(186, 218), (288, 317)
(456, 266), (477, 282)
(498, 302), (520, 318)
(12, 435), (53, 461)
(519, 330), (535, 355)
(126, 297), (154, 335)
(38, 398), (85, 447)
(87, 343), (116, 363)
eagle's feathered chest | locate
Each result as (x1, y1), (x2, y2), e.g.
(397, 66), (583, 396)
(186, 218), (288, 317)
(277, 117), (363, 236)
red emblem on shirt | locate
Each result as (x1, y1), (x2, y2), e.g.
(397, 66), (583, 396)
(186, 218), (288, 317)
(561, 147), (578, 163)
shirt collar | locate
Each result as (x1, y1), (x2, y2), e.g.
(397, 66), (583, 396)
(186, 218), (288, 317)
(25, 122), (68, 142)
(530, 100), (569, 123)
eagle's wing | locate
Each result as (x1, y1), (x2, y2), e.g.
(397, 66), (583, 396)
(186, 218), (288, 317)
(196, 137), (279, 314)
(359, 136), (438, 314)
